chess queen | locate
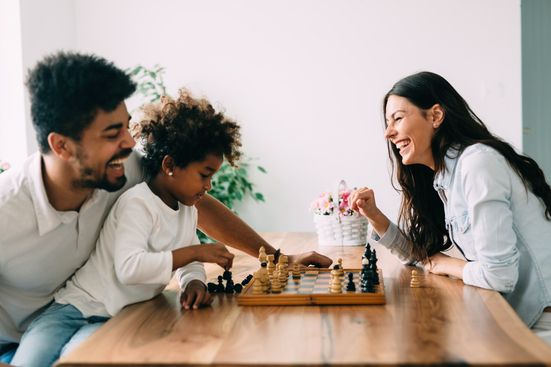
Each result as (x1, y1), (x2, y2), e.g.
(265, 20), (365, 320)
(349, 71), (551, 344)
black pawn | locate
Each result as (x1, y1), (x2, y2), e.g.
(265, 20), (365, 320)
(225, 279), (234, 293)
(362, 269), (375, 293)
(207, 282), (217, 293)
(346, 272), (356, 292)
(216, 276), (225, 293)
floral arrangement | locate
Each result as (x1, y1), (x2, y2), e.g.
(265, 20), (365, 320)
(310, 189), (356, 217)
(0, 161), (9, 174)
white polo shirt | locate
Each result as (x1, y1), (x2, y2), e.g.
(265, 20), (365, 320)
(0, 151), (142, 345)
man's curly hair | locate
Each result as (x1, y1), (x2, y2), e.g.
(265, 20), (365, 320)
(132, 89), (242, 180)
(26, 51), (136, 153)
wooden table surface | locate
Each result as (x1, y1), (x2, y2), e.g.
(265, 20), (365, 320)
(57, 232), (551, 366)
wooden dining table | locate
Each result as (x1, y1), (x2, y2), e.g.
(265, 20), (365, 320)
(57, 232), (551, 366)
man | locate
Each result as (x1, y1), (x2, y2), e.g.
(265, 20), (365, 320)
(0, 52), (331, 363)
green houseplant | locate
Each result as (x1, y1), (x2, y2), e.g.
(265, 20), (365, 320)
(127, 65), (266, 242)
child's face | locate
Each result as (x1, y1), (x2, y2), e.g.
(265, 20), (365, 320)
(171, 153), (223, 206)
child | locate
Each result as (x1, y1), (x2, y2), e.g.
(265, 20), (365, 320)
(11, 89), (242, 367)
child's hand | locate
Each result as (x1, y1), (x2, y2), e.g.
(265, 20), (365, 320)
(181, 280), (213, 310)
(196, 243), (235, 269)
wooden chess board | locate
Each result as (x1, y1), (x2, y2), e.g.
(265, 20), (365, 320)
(237, 268), (385, 306)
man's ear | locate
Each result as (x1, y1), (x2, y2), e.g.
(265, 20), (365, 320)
(431, 104), (445, 128)
(47, 133), (76, 160)
(161, 155), (175, 177)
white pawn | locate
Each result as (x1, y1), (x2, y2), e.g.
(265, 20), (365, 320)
(252, 272), (264, 294)
(410, 269), (422, 288)
(291, 263), (301, 279)
(278, 263), (288, 285)
(271, 270), (282, 293)
(330, 269), (342, 293)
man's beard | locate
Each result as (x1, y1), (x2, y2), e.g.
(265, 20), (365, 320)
(72, 148), (132, 192)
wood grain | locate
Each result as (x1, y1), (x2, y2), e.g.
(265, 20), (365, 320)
(56, 232), (551, 366)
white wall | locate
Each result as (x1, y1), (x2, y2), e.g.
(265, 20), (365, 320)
(6, 0), (522, 232)
(0, 0), (28, 166)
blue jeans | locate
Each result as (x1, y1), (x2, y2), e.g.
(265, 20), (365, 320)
(10, 302), (108, 367)
(0, 343), (17, 364)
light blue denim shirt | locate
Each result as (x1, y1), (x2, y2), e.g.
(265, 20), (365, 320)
(374, 143), (551, 327)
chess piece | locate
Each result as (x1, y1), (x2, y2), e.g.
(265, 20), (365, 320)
(330, 269), (342, 293)
(337, 258), (345, 278)
(225, 278), (235, 293)
(216, 275), (225, 293)
(233, 283), (243, 293)
(361, 269), (375, 293)
(278, 263), (288, 285)
(267, 254), (276, 279)
(271, 271), (282, 293)
(410, 269), (422, 288)
(363, 242), (372, 260)
(291, 263), (301, 279)
(369, 261), (379, 285)
(259, 262), (269, 292)
(346, 272), (356, 292)
(258, 246), (267, 263)
(252, 272), (264, 294)
(207, 282), (217, 293)
(222, 270), (232, 281)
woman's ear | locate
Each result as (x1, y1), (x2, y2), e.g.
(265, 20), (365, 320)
(47, 133), (75, 160)
(431, 104), (445, 128)
(161, 155), (175, 177)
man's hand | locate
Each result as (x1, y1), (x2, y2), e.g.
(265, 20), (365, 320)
(287, 251), (332, 268)
(180, 280), (213, 310)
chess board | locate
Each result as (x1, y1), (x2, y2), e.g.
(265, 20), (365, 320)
(237, 268), (385, 306)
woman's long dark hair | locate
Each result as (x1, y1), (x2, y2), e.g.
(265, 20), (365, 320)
(384, 71), (551, 262)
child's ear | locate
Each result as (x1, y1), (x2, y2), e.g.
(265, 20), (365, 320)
(161, 155), (175, 177)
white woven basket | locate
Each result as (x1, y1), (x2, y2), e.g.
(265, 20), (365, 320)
(313, 180), (368, 246)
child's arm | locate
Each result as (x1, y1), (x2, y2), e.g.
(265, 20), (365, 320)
(172, 243), (234, 270)
(112, 199), (173, 286)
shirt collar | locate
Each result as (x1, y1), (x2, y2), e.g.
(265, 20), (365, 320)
(433, 146), (461, 191)
(25, 153), (99, 236)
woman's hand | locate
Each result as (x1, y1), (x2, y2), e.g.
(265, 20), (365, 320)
(349, 187), (381, 220)
(180, 280), (213, 310)
(423, 253), (466, 279)
(349, 187), (390, 237)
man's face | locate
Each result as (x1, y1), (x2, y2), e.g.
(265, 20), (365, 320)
(72, 102), (135, 192)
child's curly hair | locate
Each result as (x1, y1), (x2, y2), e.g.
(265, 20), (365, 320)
(132, 89), (242, 180)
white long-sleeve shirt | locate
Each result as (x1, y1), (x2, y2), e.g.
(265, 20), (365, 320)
(55, 182), (206, 317)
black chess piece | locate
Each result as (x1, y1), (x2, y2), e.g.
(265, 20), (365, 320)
(370, 249), (378, 266)
(216, 275), (225, 293)
(222, 270), (233, 281)
(207, 282), (217, 293)
(233, 283), (243, 293)
(361, 269), (375, 293)
(370, 261), (379, 285)
(363, 242), (372, 260)
(225, 279), (235, 293)
(346, 272), (356, 292)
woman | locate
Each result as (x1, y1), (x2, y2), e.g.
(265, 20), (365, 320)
(349, 71), (551, 342)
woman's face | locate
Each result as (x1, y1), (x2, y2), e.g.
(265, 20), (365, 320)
(384, 95), (441, 170)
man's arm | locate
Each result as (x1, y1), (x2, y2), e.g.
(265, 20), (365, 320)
(196, 194), (332, 267)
